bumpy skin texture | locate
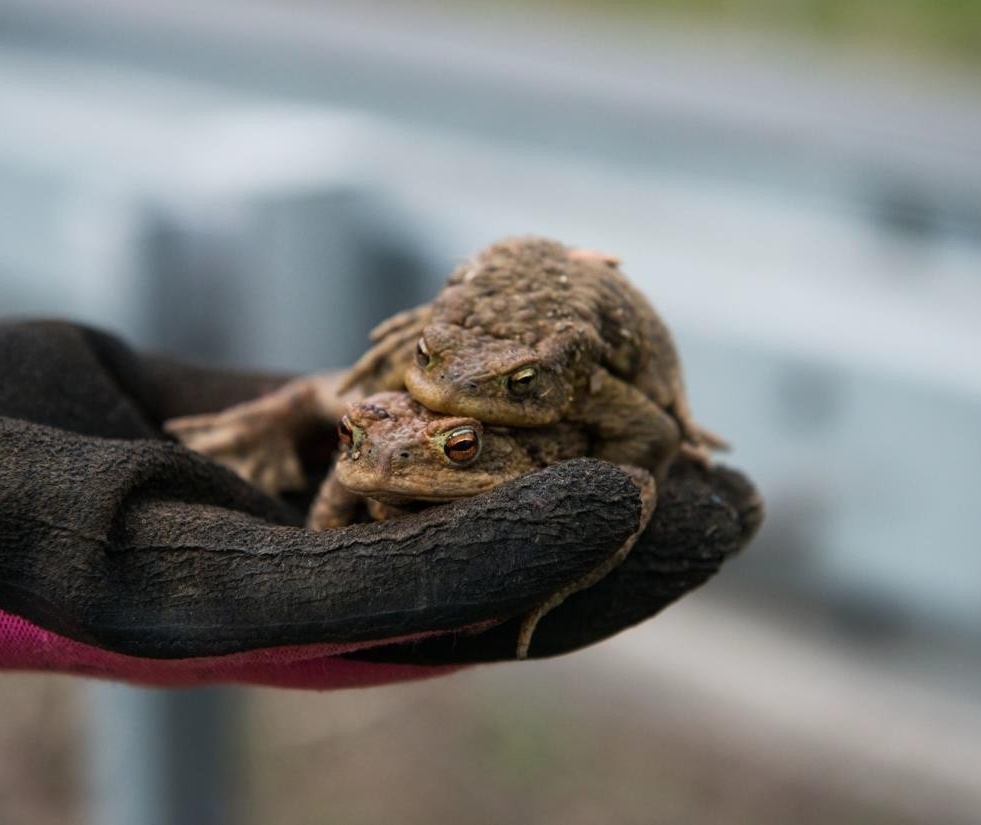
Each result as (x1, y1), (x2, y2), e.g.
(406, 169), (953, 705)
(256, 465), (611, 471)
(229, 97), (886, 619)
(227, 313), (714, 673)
(344, 236), (726, 478)
(0, 320), (761, 679)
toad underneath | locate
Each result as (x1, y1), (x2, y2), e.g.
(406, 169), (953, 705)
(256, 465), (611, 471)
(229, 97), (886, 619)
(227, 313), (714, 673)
(310, 391), (656, 659)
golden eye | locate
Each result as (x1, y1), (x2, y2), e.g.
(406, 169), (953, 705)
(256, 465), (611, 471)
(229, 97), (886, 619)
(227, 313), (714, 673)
(443, 427), (481, 466)
(337, 416), (354, 449)
(415, 338), (431, 368)
(506, 366), (538, 397)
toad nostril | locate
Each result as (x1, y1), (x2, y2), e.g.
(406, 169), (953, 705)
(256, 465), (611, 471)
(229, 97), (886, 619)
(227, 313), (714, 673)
(398, 451), (410, 460)
(465, 381), (478, 390)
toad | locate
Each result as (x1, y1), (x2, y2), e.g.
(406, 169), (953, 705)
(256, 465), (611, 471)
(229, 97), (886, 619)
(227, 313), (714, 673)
(309, 391), (656, 659)
(165, 237), (724, 493)
(343, 236), (726, 479)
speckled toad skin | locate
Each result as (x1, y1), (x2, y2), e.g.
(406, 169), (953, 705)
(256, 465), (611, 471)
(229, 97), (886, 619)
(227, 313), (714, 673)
(308, 391), (593, 527)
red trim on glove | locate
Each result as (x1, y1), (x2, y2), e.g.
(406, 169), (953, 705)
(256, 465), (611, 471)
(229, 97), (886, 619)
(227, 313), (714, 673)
(0, 610), (460, 689)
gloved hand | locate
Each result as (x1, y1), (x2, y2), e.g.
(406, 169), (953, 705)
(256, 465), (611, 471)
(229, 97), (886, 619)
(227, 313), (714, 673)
(0, 320), (761, 688)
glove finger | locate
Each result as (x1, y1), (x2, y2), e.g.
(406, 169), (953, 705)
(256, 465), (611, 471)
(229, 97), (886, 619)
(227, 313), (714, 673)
(0, 319), (333, 492)
(0, 320), (292, 437)
(103, 460), (643, 658)
(0, 417), (642, 659)
(346, 461), (762, 664)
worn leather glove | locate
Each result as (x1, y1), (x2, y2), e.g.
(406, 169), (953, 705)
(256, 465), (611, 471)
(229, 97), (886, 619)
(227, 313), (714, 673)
(0, 320), (760, 687)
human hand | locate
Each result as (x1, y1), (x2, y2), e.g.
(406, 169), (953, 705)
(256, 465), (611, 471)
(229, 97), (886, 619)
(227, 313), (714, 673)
(0, 321), (760, 687)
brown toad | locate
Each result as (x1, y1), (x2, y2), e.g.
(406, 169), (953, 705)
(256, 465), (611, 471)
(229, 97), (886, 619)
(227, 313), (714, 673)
(309, 391), (656, 659)
(165, 237), (723, 494)
(343, 236), (726, 479)
(310, 390), (593, 525)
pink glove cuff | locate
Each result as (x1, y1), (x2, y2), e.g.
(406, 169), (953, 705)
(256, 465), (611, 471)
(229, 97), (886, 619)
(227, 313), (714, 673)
(0, 610), (460, 689)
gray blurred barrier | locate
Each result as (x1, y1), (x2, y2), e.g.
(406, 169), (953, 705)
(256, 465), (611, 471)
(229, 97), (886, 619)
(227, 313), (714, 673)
(1, 0), (980, 242)
(87, 686), (244, 825)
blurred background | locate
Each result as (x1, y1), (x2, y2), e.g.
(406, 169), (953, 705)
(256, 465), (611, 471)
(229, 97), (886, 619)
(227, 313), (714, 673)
(1, 0), (980, 823)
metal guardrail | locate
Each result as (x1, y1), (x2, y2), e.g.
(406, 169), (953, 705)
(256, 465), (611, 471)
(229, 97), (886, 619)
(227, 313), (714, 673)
(1, 0), (980, 241)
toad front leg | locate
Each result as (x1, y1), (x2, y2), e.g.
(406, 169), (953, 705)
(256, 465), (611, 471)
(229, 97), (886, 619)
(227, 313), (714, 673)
(306, 466), (366, 529)
(339, 303), (431, 394)
(307, 470), (416, 530)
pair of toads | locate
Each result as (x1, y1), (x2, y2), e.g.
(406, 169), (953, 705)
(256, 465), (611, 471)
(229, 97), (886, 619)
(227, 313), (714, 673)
(165, 236), (727, 657)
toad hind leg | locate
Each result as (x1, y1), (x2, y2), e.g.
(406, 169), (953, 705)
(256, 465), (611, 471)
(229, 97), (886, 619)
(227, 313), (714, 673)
(516, 466), (656, 659)
(164, 371), (349, 496)
(576, 370), (682, 482)
(669, 373), (729, 467)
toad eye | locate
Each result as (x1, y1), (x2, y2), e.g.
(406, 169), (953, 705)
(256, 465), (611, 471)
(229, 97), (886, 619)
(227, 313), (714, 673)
(443, 427), (481, 466)
(506, 366), (538, 397)
(415, 338), (431, 369)
(337, 416), (355, 449)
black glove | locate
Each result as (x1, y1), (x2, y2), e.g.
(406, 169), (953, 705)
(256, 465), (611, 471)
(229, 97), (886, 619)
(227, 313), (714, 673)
(0, 320), (760, 682)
